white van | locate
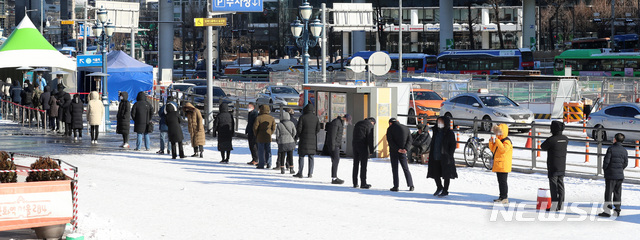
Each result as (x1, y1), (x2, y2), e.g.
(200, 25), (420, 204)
(267, 58), (300, 71)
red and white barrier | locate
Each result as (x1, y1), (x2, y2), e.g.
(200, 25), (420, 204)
(536, 188), (552, 210)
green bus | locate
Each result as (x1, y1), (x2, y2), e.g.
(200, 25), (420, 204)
(554, 49), (640, 77)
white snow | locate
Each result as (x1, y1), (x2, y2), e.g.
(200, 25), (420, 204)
(11, 136), (640, 239)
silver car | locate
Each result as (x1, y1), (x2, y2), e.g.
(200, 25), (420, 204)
(440, 93), (534, 132)
(256, 85), (300, 111)
(586, 103), (640, 142)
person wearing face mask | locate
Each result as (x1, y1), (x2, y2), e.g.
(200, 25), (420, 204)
(427, 116), (458, 197)
(489, 124), (513, 204)
(116, 92), (131, 148)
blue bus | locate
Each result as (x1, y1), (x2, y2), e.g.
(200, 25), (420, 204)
(436, 48), (534, 75)
(613, 34), (639, 52)
(348, 51), (437, 73)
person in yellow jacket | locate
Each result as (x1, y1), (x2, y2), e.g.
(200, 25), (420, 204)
(489, 124), (512, 204)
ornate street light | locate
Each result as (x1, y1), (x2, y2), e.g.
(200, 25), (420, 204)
(291, 0), (323, 107)
(93, 6), (115, 131)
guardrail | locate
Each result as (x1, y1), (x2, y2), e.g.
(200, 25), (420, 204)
(416, 116), (640, 177)
(1, 99), (48, 131)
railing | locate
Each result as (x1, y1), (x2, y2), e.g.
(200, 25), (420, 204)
(1, 99), (48, 131)
(425, 116), (640, 178)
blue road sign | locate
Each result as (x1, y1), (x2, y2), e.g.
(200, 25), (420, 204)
(77, 55), (103, 67)
(213, 0), (263, 12)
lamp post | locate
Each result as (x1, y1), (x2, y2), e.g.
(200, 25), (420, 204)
(92, 6), (116, 130)
(291, 0), (323, 107)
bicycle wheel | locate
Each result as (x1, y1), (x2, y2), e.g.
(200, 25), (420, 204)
(463, 140), (477, 167)
(480, 146), (493, 170)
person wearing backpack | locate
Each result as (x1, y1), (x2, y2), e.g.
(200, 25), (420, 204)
(489, 124), (513, 204)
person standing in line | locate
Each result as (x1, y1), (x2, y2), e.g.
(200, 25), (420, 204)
(326, 114), (351, 184)
(48, 74), (63, 89)
(276, 112), (297, 174)
(540, 121), (568, 211)
(352, 117), (376, 189)
(386, 118), (414, 192)
(86, 91), (104, 144)
(253, 105), (275, 169)
(57, 84), (72, 137)
(489, 124), (513, 204)
(116, 92), (131, 148)
(427, 116), (458, 197)
(287, 108), (298, 127)
(1, 78), (11, 101)
(183, 102), (205, 157)
(157, 103), (171, 155)
(213, 102), (234, 163)
(294, 104), (320, 178)
(131, 91), (154, 151)
(49, 93), (59, 131)
(165, 97), (185, 159)
(33, 72), (47, 91)
(20, 82), (33, 107)
(598, 133), (628, 217)
(39, 85), (51, 129)
(245, 103), (259, 165)
(69, 94), (84, 141)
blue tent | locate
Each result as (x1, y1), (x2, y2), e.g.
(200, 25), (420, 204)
(83, 51), (153, 102)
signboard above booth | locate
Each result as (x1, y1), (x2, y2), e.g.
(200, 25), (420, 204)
(213, 0), (263, 12)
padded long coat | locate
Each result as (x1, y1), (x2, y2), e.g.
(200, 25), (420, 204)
(184, 102), (206, 147)
(116, 92), (131, 134)
(296, 104), (320, 155)
(213, 103), (234, 151)
(130, 92), (154, 134)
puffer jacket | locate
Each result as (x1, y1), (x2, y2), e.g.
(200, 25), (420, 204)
(86, 91), (105, 126)
(49, 95), (59, 117)
(40, 86), (51, 110)
(276, 112), (297, 152)
(2, 78), (12, 100)
(253, 105), (276, 143)
(184, 102), (206, 147)
(603, 142), (629, 180)
(489, 124), (513, 173)
(69, 95), (84, 129)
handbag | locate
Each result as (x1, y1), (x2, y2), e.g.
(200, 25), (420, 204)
(147, 121), (154, 133)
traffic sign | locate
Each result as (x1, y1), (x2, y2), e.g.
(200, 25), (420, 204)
(213, 0), (263, 12)
(349, 57), (366, 73)
(368, 52), (391, 76)
(194, 18), (227, 27)
(61, 20), (75, 25)
(77, 55), (103, 67)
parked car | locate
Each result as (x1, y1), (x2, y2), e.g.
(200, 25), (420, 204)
(586, 102), (640, 142)
(266, 58), (300, 71)
(440, 92), (534, 132)
(242, 66), (273, 75)
(256, 85), (300, 111)
(326, 59), (349, 71)
(408, 89), (445, 125)
(168, 83), (196, 101)
(191, 86), (233, 113)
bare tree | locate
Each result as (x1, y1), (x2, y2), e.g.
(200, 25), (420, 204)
(488, 0), (505, 49)
(373, 0), (387, 51)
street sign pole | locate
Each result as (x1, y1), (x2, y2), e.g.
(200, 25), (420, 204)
(206, 10), (214, 133)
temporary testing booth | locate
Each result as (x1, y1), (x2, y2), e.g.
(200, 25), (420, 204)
(303, 83), (397, 158)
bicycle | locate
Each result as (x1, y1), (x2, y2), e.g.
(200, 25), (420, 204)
(463, 136), (493, 170)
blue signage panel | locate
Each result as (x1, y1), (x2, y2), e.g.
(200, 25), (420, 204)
(213, 0), (263, 12)
(77, 55), (103, 67)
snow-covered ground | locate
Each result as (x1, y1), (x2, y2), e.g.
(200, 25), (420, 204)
(8, 133), (640, 239)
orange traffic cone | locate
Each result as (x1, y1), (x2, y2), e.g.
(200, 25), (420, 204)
(525, 130), (532, 149)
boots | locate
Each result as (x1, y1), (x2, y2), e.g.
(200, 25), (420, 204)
(280, 167), (285, 174)
(289, 167), (295, 174)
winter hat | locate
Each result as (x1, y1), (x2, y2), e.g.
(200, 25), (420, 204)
(389, 118), (397, 123)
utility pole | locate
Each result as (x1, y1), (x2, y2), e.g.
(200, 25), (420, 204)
(398, 0), (403, 83)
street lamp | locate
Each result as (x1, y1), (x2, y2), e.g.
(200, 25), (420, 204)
(92, 6), (115, 131)
(291, 0), (323, 107)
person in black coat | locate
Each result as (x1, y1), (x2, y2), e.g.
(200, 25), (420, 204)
(410, 124), (431, 163)
(117, 92), (131, 148)
(40, 85), (51, 128)
(245, 103), (259, 165)
(386, 118), (414, 192)
(325, 114), (351, 184)
(56, 84), (72, 136)
(540, 120), (568, 211)
(69, 94), (84, 140)
(427, 116), (458, 196)
(213, 102), (235, 163)
(20, 82), (34, 107)
(351, 117), (376, 189)
(165, 97), (185, 159)
(10, 80), (22, 104)
(131, 91), (154, 151)
(294, 103), (320, 178)
(598, 133), (629, 217)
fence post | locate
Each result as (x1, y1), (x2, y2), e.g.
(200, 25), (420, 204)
(531, 121), (536, 170)
(596, 129), (603, 176)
